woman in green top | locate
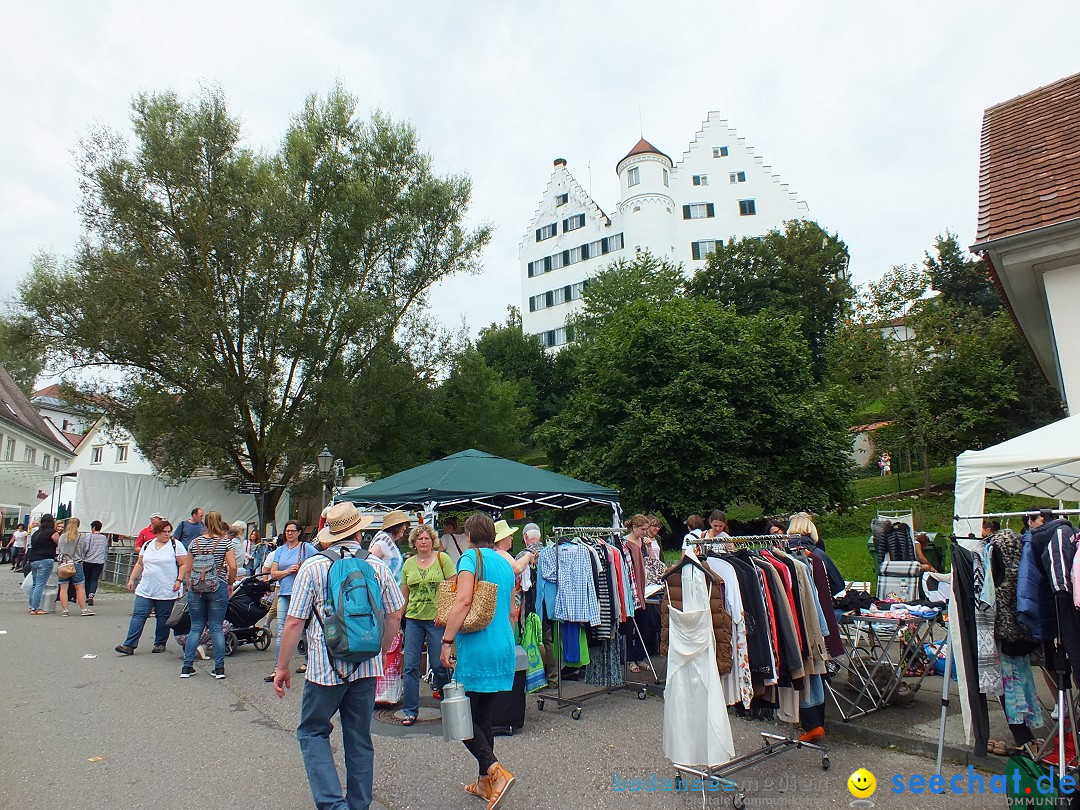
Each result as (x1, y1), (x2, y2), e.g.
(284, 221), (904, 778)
(400, 524), (456, 725)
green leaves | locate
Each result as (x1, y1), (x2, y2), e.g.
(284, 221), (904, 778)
(19, 86), (489, 501)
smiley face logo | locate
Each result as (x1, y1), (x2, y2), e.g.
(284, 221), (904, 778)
(847, 768), (876, 798)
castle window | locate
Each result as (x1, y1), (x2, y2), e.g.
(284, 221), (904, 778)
(627, 167), (640, 187)
(555, 193), (568, 206)
(739, 199), (757, 216)
(692, 174), (708, 186)
(713, 146), (729, 157)
(682, 203), (715, 219)
(663, 168), (669, 187)
(535, 223), (557, 242)
(691, 240), (722, 261)
(729, 171), (747, 184)
(563, 213), (585, 233)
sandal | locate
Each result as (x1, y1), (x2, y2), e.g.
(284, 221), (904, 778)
(988, 739), (1008, 756)
(628, 662), (642, 673)
(296, 664), (307, 673)
(402, 715), (417, 726)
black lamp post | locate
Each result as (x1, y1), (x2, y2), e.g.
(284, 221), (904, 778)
(317, 446), (334, 513)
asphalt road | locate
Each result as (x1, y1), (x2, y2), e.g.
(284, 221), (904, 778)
(0, 569), (1013, 809)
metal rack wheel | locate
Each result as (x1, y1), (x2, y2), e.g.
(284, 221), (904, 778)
(253, 627), (271, 650)
(637, 688), (647, 700)
(822, 754), (830, 770)
(571, 707), (582, 720)
(733, 794), (747, 810)
(536, 698), (545, 711)
(674, 774), (686, 791)
(224, 632), (237, 656)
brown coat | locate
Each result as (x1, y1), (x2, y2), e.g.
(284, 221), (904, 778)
(659, 566), (733, 676)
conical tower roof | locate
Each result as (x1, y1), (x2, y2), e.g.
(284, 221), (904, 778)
(616, 137), (672, 172)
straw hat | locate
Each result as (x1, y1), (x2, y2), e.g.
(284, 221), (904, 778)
(380, 510), (411, 532)
(493, 519), (519, 544)
(317, 503), (374, 546)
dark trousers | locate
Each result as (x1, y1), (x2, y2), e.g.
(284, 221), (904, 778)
(83, 562), (104, 597)
(10, 547), (25, 569)
(463, 691), (501, 776)
(0, 546), (9, 564)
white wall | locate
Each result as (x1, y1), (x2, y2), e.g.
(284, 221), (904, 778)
(1043, 262), (1080, 412)
(69, 422), (156, 475)
(518, 113), (809, 346)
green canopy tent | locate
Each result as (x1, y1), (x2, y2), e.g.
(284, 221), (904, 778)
(337, 449), (621, 519)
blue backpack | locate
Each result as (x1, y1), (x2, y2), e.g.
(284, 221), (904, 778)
(315, 547), (384, 675)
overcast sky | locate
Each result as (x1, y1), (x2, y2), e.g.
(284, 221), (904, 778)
(2, 1), (1078, 340)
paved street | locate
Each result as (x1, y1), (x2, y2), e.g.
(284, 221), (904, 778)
(0, 569), (1013, 809)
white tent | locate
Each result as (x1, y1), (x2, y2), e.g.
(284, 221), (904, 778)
(953, 414), (1080, 538)
(29, 468), (289, 537)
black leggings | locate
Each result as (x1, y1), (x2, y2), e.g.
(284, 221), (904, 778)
(463, 691), (500, 776)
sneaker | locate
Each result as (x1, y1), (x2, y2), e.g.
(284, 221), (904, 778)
(81, 608), (95, 616)
(87, 595), (94, 606)
(115, 645), (135, 656)
(152, 644), (166, 653)
(62, 609), (70, 617)
(196, 644), (208, 660)
(212, 667), (226, 680)
(432, 689), (443, 700)
(180, 666), (196, 678)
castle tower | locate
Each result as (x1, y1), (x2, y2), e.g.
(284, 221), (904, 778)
(616, 138), (678, 263)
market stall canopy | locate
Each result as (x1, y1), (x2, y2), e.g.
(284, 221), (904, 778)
(953, 413), (1080, 538)
(338, 449), (621, 513)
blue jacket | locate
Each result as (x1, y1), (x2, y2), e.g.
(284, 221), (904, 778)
(1016, 529), (1043, 640)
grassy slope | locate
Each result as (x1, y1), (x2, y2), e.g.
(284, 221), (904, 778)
(820, 468), (1060, 585)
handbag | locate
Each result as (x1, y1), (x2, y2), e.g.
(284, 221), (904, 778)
(57, 554), (76, 580)
(166, 597), (189, 629)
(435, 549), (498, 633)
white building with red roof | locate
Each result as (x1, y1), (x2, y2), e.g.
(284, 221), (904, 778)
(519, 112), (809, 347)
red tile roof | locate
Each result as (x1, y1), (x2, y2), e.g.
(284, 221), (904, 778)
(976, 72), (1080, 244)
(62, 431), (86, 449)
(616, 137), (672, 171)
(31, 383), (62, 399)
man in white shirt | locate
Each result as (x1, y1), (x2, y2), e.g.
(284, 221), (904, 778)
(439, 515), (466, 564)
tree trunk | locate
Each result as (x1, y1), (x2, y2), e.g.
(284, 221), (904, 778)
(921, 443), (932, 497)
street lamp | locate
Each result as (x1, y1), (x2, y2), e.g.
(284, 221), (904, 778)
(317, 446), (334, 513)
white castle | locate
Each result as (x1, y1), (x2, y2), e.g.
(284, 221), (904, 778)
(518, 112), (809, 348)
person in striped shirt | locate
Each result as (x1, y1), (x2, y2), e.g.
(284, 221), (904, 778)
(274, 502), (404, 810)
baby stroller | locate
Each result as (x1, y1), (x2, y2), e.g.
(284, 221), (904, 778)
(224, 575), (275, 656)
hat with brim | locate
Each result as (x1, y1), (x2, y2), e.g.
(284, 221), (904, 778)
(317, 502), (374, 546)
(380, 510), (411, 532)
(493, 519), (519, 544)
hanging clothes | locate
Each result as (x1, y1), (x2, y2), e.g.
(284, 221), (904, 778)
(951, 542), (990, 757)
(704, 556), (754, 710)
(660, 554), (733, 676)
(663, 561), (735, 767)
(972, 540), (1003, 696)
(538, 542), (601, 626)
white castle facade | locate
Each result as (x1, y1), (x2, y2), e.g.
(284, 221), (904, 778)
(519, 112), (809, 348)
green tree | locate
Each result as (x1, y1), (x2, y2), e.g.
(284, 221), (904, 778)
(688, 220), (853, 379)
(924, 231), (1000, 315)
(17, 86), (490, 514)
(434, 349), (530, 459)
(0, 309), (46, 395)
(539, 295), (854, 527)
(570, 252), (686, 343)
(475, 307), (560, 428)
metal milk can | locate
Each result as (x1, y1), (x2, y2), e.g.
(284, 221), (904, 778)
(440, 680), (474, 741)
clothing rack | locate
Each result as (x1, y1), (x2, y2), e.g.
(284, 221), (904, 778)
(942, 529), (1079, 780)
(670, 540), (829, 807)
(533, 527), (656, 719)
(953, 509), (1080, 521)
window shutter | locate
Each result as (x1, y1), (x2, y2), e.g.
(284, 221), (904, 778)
(563, 250), (570, 265)
(691, 242), (701, 261)
(706, 203), (715, 218)
(536, 228), (542, 242)
(581, 243), (589, 260)
(546, 291), (553, 307)
(562, 218), (568, 232)
(564, 285), (572, 300)
(529, 297), (536, 312)
(682, 205), (691, 219)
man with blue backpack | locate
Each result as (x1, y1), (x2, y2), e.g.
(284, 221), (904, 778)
(273, 502), (404, 810)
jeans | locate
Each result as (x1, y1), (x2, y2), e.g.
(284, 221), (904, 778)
(28, 559), (54, 611)
(11, 547), (25, 569)
(297, 676), (377, 810)
(183, 587), (228, 668)
(402, 617), (449, 717)
(83, 562), (104, 597)
(124, 595), (176, 648)
(274, 593), (292, 663)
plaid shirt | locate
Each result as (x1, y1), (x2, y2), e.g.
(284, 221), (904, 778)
(288, 541), (405, 686)
(538, 543), (600, 625)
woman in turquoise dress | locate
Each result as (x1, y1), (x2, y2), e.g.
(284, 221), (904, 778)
(440, 512), (517, 809)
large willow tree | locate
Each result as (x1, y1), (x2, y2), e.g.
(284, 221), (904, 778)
(20, 86), (490, 512)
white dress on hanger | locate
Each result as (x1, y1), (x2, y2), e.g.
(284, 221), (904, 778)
(663, 555), (736, 767)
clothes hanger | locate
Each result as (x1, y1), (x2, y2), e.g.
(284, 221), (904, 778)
(662, 549), (719, 584)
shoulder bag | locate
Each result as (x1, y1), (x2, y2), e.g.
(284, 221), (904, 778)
(435, 549), (497, 632)
(57, 554), (76, 581)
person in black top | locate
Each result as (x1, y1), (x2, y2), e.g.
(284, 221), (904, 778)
(26, 514), (59, 614)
